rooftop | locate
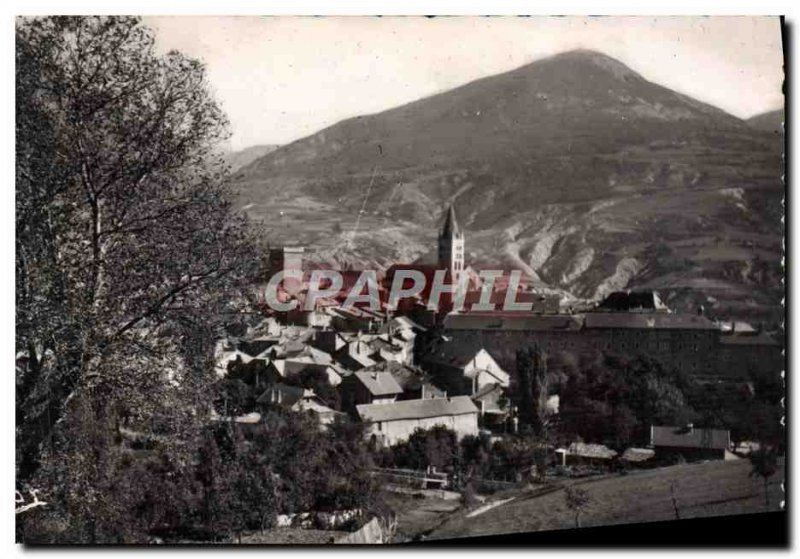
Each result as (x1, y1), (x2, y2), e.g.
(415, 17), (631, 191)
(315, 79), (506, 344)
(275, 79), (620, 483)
(440, 204), (461, 237)
(583, 312), (718, 331)
(444, 312), (583, 331)
(424, 341), (487, 367)
(352, 370), (404, 396)
(561, 442), (618, 460)
(357, 395), (477, 423)
(651, 425), (730, 450)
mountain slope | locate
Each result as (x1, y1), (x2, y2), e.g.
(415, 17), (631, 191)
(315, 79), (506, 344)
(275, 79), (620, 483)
(747, 108), (784, 135)
(225, 144), (279, 173)
(232, 50), (784, 325)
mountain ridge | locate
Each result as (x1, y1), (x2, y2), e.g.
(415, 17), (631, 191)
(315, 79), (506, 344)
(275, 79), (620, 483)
(231, 49), (783, 326)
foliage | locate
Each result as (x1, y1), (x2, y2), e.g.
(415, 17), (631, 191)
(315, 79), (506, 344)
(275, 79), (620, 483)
(749, 445), (779, 507)
(559, 352), (696, 448)
(16, 15), (263, 543)
(564, 486), (590, 528)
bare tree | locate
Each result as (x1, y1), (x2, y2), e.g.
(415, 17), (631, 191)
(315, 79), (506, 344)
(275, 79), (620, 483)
(669, 480), (680, 520)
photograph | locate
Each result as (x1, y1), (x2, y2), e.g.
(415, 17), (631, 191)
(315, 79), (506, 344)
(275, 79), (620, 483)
(14, 14), (786, 546)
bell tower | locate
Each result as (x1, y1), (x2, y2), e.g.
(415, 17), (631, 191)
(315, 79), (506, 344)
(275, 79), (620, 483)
(438, 204), (465, 281)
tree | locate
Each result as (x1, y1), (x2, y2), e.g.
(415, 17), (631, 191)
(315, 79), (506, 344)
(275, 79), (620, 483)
(16, 16), (260, 541)
(516, 344), (550, 436)
(564, 486), (590, 529)
(749, 446), (779, 508)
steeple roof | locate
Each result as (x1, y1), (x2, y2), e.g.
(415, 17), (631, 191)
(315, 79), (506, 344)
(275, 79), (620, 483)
(440, 205), (461, 237)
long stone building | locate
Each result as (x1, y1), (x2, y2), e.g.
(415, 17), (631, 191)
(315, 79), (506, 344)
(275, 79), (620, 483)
(428, 206), (783, 382)
(441, 310), (781, 381)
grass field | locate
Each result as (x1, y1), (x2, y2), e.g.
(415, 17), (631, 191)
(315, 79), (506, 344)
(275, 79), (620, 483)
(428, 458), (784, 541)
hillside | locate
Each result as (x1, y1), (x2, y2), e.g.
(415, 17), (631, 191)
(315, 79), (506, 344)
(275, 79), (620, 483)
(225, 144), (279, 173)
(747, 109), (784, 135)
(231, 50), (784, 325)
(426, 459), (784, 541)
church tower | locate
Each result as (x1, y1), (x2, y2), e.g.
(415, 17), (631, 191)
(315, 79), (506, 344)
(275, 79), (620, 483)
(438, 204), (465, 281)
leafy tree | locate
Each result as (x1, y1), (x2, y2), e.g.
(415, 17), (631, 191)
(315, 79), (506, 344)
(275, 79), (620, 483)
(16, 16), (260, 542)
(564, 486), (590, 529)
(749, 446), (779, 508)
(516, 344), (550, 436)
(559, 352), (696, 448)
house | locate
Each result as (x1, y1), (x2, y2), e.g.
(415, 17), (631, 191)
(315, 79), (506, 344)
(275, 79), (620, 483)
(556, 442), (618, 466)
(367, 362), (446, 401)
(249, 317), (284, 338)
(284, 361), (343, 387)
(293, 398), (344, 426)
(238, 336), (279, 358)
(311, 329), (348, 355)
(470, 383), (509, 424)
(214, 349), (255, 378)
(367, 334), (412, 365)
(258, 382), (315, 407)
(356, 396), (479, 446)
(422, 343), (509, 396)
(279, 345), (339, 384)
(379, 315), (426, 337)
(340, 370), (404, 414)
(257, 383), (343, 427)
(335, 338), (378, 371)
(650, 425), (732, 461)
(336, 350), (377, 371)
(328, 306), (383, 333)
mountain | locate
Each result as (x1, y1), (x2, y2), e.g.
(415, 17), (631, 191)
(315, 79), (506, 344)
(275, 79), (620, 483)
(225, 144), (279, 173)
(747, 109), (784, 135)
(231, 50), (784, 326)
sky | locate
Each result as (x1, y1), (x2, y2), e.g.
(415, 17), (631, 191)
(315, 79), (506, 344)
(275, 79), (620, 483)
(145, 16), (785, 151)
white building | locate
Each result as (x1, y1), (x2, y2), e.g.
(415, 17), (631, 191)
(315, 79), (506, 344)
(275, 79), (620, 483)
(356, 396), (479, 446)
(423, 343), (509, 396)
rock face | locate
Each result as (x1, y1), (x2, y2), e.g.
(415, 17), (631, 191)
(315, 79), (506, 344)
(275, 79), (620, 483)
(231, 50), (784, 325)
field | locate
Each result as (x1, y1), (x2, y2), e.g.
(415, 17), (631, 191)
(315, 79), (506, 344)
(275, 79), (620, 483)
(416, 458), (784, 541)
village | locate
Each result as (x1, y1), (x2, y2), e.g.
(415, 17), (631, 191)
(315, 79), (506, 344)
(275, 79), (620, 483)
(207, 206), (784, 543)
(13, 15), (788, 548)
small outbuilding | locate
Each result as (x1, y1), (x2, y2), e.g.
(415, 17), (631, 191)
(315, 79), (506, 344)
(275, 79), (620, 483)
(650, 425), (731, 461)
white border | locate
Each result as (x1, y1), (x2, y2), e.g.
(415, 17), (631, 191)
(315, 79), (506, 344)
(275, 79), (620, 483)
(3, 1), (796, 557)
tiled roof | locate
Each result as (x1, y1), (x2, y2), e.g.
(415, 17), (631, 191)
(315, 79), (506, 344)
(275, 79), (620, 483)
(650, 425), (730, 450)
(357, 396), (477, 423)
(380, 316), (426, 334)
(718, 332), (781, 346)
(425, 341), (485, 367)
(444, 313), (583, 331)
(621, 447), (655, 462)
(472, 382), (504, 401)
(584, 312), (718, 331)
(353, 371), (403, 396)
(564, 442), (618, 459)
